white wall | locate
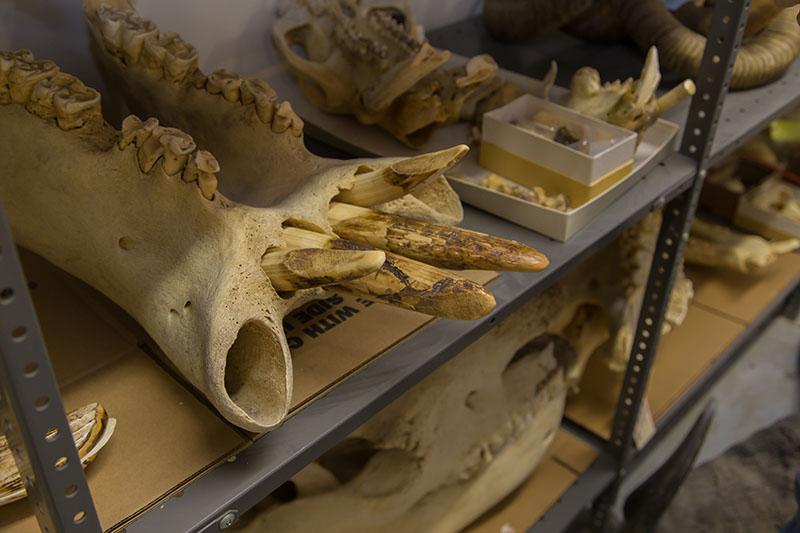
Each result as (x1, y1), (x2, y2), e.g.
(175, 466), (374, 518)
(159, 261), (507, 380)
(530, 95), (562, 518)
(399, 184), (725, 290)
(0, 0), (480, 108)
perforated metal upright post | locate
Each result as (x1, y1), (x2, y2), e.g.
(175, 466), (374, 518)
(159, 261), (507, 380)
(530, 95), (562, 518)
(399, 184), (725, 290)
(0, 205), (101, 532)
(590, 1), (752, 529)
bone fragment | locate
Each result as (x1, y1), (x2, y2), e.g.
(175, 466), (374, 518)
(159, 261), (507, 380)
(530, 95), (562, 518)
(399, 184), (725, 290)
(334, 145), (469, 206)
(0, 403), (116, 506)
(261, 248), (385, 291)
(657, 79), (696, 113)
(282, 227), (496, 319)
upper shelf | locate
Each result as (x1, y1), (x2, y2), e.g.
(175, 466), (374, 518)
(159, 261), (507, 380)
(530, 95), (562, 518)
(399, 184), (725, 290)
(428, 16), (800, 168)
(125, 151), (696, 533)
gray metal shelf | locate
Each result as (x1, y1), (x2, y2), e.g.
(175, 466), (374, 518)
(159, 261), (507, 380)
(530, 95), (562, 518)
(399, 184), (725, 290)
(2, 2), (795, 531)
(123, 155), (695, 532)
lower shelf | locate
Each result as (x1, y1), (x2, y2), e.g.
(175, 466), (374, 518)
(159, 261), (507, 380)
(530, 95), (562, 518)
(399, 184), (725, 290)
(566, 252), (800, 440)
(470, 252), (800, 533)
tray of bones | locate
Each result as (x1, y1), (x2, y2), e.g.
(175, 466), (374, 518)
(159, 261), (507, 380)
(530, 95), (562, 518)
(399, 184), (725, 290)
(262, 49), (684, 241)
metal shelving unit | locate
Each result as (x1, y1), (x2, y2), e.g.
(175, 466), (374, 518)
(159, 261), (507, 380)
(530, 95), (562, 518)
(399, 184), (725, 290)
(1, 1), (798, 532)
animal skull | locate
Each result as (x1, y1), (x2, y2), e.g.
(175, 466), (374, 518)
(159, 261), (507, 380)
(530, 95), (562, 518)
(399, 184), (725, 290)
(234, 277), (609, 533)
(2, 4), (548, 432)
(272, 0), (520, 147)
(685, 218), (800, 274)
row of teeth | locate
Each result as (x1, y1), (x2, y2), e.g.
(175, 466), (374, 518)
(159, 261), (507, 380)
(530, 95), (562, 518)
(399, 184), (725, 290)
(0, 50), (102, 130)
(119, 115), (219, 200)
(458, 404), (538, 482)
(333, 16), (391, 62)
(368, 10), (420, 53)
(95, 6), (304, 137)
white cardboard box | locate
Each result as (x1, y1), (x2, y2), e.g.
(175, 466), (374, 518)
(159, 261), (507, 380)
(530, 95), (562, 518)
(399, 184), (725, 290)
(481, 94), (637, 189)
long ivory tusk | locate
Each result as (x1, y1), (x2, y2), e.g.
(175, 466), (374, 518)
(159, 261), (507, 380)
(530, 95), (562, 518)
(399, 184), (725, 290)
(328, 202), (549, 272)
(334, 145), (469, 206)
(282, 227), (497, 319)
(657, 79), (696, 113)
(261, 247), (386, 291)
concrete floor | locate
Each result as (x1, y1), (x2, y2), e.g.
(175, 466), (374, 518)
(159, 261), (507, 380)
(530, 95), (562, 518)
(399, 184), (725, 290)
(616, 313), (800, 513)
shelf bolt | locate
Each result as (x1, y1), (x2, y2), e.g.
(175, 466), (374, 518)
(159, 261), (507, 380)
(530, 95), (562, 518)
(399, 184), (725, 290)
(218, 510), (238, 530)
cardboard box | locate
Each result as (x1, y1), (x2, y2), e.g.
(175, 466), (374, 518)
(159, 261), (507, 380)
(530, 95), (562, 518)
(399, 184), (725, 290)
(735, 177), (800, 240)
(480, 94), (636, 206)
(700, 158), (778, 222)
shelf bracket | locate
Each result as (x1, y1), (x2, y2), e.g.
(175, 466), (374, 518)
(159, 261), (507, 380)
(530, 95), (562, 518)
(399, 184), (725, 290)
(590, 0), (753, 529)
(0, 205), (101, 532)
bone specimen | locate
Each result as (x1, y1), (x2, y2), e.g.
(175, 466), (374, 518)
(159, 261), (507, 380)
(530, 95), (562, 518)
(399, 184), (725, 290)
(1, 4), (547, 432)
(686, 219), (800, 274)
(484, 0), (800, 89)
(566, 46), (695, 136)
(235, 278), (609, 533)
(609, 211), (693, 372)
(750, 179), (800, 223)
(0, 403), (115, 506)
(481, 174), (570, 211)
(272, 0), (521, 147)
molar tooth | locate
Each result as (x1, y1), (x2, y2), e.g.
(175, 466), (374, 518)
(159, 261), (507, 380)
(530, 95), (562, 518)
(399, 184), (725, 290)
(96, 7), (126, 52)
(254, 93), (276, 124)
(8, 58), (59, 103)
(26, 72), (73, 120)
(206, 69), (242, 102)
(137, 126), (167, 172)
(120, 17), (158, 64)
(182, 151), (219, 200)
(240, 78), (276, 105)
(160, 33), (199, 84)
(119, 115), (159, 150)
(271, 100), (296, 133)
(158, 128), (197, 175)
(141, 37), (168, 71)
(53, 81), (101, 130)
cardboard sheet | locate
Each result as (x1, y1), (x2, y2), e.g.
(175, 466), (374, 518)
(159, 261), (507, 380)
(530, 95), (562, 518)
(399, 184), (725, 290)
(0, 251), (246, 532)
(565, 303), (745, 439)
(563, 251), (800, 438)
(464, 429), (596, 533)
(0, 251), (498, 531)
(687, 252), (800, 325)
(286, 270), (497, 410)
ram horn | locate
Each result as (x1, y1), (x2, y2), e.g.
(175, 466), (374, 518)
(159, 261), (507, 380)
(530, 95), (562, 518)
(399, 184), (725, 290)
(618, 0), (800, 89)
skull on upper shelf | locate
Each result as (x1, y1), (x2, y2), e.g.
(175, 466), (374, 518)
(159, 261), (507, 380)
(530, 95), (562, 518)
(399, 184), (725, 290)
(273, 0), (520, 147)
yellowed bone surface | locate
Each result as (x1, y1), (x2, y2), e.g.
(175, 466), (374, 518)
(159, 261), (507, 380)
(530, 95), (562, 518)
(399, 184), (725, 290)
(0, 403), (116, 506)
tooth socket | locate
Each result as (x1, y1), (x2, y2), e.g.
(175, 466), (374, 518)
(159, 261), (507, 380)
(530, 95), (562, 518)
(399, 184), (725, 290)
(207, 69), (242, 102)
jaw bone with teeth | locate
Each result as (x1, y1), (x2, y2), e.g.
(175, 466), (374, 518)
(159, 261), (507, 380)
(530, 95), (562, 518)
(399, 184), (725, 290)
(0, 46), (548, 432)
(235, 278), (611, 533)
(272, 0), (520, 148)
